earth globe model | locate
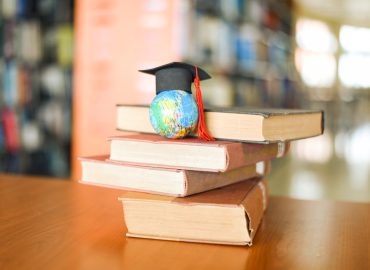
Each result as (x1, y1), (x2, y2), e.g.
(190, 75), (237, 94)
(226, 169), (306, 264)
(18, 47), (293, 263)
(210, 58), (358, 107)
(149, 90), (198, 139)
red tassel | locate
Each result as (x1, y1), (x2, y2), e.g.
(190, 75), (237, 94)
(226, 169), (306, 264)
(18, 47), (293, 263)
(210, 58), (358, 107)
(194, 65), (215, 141)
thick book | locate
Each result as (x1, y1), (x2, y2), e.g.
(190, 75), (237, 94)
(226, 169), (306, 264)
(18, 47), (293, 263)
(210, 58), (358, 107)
(116, 104), (324, 142)
(109, 133), (289, 172)
(119, 177), (268, 246)
(79, 155), (269, 197)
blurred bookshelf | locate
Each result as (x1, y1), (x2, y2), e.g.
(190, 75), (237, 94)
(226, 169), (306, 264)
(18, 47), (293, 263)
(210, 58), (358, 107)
(181, 0), (304, 109)
(0, 0), (309, 178)
(0, 0), (73, 177)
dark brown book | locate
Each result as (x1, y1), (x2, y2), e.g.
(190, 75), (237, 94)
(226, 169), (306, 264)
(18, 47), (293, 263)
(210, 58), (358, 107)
(119, 177), (268, 246)
(116, 104), (324, 143)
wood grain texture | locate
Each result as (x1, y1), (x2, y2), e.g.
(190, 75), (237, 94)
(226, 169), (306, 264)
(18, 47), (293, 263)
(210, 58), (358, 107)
(0, 174), (369, 270)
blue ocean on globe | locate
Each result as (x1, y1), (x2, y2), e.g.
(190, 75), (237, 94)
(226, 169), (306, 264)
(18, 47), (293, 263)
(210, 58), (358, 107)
(149, 90), (198, 139)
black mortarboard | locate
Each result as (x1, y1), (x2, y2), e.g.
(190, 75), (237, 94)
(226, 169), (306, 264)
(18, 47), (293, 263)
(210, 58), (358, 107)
(139, 62), (211, 94)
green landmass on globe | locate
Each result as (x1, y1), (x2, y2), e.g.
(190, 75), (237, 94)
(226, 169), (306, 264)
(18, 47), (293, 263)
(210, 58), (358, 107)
(149, 90), (198, 139)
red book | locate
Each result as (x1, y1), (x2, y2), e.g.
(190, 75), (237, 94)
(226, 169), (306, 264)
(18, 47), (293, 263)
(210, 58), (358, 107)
(2, 108), (20, 152)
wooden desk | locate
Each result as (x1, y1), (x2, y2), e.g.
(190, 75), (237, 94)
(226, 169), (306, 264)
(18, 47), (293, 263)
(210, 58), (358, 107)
(0, 174), (369, 270)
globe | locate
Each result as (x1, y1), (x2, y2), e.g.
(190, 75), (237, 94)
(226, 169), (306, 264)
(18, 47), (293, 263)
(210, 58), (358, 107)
(149, 90), (198, 139)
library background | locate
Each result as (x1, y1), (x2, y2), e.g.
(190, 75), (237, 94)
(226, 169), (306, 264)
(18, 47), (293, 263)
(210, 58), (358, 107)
(0, 0), (369, 202)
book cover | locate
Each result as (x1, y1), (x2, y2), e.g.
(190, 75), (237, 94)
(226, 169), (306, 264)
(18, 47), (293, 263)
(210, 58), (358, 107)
(119, 177), (268, 245)
(116, 104), (324, 143)
(109, 133), (289, 172)
(79, 155), (270, 197)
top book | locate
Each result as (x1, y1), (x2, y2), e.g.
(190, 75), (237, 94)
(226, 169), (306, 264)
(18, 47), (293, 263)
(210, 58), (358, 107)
(116, 104), (324, 143)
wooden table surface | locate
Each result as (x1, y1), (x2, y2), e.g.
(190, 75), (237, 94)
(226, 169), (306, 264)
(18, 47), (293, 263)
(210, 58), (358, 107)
(0, 174), (369, 270)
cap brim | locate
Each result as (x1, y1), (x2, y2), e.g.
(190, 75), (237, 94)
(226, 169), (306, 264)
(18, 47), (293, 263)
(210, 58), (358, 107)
(139, 62), (211, 80)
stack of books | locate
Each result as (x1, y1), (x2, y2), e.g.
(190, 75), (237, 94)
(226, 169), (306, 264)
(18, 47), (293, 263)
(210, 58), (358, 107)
(79, 104), (324, 245)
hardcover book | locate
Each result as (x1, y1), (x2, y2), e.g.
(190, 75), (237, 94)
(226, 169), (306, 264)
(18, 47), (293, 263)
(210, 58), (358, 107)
(109, 133), (289, 172)
(116, 104), (324, 143)
(119, 177), (268, 246)
(79, 155), (270, 197)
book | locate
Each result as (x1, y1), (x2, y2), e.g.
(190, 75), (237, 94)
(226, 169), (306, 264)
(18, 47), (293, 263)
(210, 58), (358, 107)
(116, 104), (324, 142)
(79, 155), (270, 197)
(119, 177), (268, 246)
(109, 133), (289, 172)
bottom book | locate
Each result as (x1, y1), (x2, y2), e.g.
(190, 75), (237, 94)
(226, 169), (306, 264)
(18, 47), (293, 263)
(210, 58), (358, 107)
(119, 177), (268, 246)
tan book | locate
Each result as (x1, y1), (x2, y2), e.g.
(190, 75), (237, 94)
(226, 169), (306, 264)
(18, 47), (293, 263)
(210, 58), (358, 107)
(109, 133), (289, 172)
(116, 104), (324, 142)
(80, 155), (269, 197)
(119, 177), (268, 246)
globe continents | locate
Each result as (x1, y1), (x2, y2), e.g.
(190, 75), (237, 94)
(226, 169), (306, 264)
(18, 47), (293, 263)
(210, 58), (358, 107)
(149, 90), (198, 139)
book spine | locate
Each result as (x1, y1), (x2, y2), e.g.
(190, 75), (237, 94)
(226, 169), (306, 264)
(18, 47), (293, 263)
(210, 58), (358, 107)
(240, 178), (268, 245)
(225, 142), (289, 171)
(183, 162), (269, 196)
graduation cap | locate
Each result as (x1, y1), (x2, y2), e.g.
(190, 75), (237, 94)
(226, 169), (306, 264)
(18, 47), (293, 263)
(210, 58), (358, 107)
(139, 62), (211, 94)
(139, 62), (214, 141)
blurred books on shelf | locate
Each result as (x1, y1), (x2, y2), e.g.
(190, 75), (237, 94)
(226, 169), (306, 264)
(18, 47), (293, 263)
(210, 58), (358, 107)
(181, 0), (300, 109)
(0, 1), (73, 177)
(0, 0), (301, 178)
